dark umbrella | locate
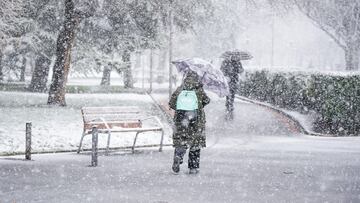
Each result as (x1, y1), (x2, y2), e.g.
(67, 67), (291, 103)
(221, 50), (253, 60)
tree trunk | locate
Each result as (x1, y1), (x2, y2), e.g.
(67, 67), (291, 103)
(48, 0), (81, 106)
(100, 65), (112, 86)
(29, 55), (51, 92)
(0, 50), (3, 81)
(149, 49), (153, 92)
(160, 48), (167, 72)
(155, 49), (167, 83)
(345, 43), (359, 71)
(113, 63), (122, 75)
(122, 49), (134, 88)
(20, 56), (26, 82)
(135, 51), (141, 70)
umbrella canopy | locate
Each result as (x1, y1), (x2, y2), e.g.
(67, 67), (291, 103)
(221, 50), (253, 61)
(172, 58), (229, 97)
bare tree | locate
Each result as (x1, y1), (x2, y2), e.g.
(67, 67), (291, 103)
(271, 0), (360, 70)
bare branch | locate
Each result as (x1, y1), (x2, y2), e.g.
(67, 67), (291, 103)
(293, 0), (347, 50)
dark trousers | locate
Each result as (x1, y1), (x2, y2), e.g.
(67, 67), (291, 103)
(174, 146), (201, 169)
(225, 87), (236, 120)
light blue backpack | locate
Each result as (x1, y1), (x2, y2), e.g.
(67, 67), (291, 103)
(176, 90), (199, 111)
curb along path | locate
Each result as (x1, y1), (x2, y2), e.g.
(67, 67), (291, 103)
(235, 95), (334, 137)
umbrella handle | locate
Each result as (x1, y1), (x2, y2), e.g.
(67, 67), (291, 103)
(201, 72), (207, 82)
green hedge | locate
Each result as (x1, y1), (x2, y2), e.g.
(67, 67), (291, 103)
(239, 70), (360, 136)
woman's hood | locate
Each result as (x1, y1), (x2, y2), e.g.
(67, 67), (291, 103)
(182, 72), (202, 90)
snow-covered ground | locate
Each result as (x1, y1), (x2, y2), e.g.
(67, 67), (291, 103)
(1, 91), (360, 202)
(0, 92), (172, 154)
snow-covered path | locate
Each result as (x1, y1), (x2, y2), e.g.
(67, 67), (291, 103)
(1, 97), (360, 202)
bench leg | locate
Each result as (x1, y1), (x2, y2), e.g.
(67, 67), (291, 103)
(159, 129), (164, 152)
(77, 130), (86, 154)
(105, 132), (111, 156)
(132, 132), (141, 153)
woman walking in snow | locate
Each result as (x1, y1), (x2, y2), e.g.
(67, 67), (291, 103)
(169, 71), (210, 174)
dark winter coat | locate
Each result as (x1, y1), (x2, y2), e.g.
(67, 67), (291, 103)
(220, 58), (244, 89)
(169, 73), (210, 148)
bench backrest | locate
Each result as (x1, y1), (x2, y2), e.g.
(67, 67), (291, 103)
(82, 106), (140, 115)
(81, 106), (143, 129)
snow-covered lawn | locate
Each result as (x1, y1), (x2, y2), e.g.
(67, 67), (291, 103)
(0, 92), (172, 154)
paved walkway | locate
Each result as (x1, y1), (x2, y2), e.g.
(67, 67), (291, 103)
(1, 98), (360, 202)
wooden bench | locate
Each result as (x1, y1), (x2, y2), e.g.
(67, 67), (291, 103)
(77, 106), (164, 154)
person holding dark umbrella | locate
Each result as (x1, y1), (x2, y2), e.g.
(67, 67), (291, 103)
(220, 50), (251, 120)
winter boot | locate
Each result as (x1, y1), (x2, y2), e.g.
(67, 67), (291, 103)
(189, 168), (199, 174)
(172, 156), (181, 174)
(225, 111), (234, 121)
